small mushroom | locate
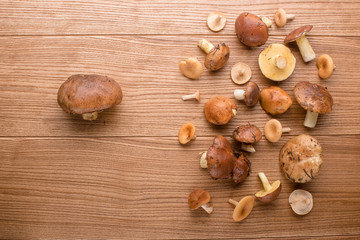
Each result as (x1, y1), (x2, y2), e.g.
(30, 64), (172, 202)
(279, 134), (322, 183)
(233, 124), (262, 153)
(206, 135), (251, 183)
(260, 17), (272, 28)
(294, 81), (333, 128)
(258, 44), (296, 81)
(234, 82), (260, 107)
(57, 74), (123, 121)
(235, 12), (269, 47)
(179, 57), (203, 79)
(178, 123), (196, 144)
(255, 172), (281, 203)
(204, 96), (237, 125)
(284, 25), (315, 62)
(231, 62), (252, 85)
(274, 8), (295, 28)
(260, 86), (293, 115)
(182, 90), (200, 102)
(198, 39), (230, 71)
(317, 54), (335, 79)
(264, 119), (291, 143)
(228, 196), (254, 222)
(188, 189), (213, 214)
(289, 189), (313, 215)
(207, 12), (227, 32)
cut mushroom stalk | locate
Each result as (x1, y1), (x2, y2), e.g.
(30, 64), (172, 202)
(272, 55), (287, 69)
(82, 112), (98, 121)
(261, 17), (272, 28)
(198, 39), (215, 54)
(201, 203), (213, 214)
(296, 35), (316, 63)
(182, 90), (200, 101)
(234, 89), (245, 100)
(241, 143), (256, 153)
(199, 151), (208, 168)
(258, 172), (271, 192)
(304, 110), (318, 128)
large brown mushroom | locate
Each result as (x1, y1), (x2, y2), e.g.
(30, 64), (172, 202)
(260, 86), (293, 115)
(198, 39), (230, 71)
(204, 96), (237, 125)
(188, 189), (213, 214)
(235, 12), (269, 47)
(57, 74), (123, 120)
(284, 25), (315, 62)
(233, 124), (262, 153)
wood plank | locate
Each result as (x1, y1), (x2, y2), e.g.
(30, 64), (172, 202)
(1, 0), (359, 36)
(0, 35), (359, 137)
(0, 135), (359, 239)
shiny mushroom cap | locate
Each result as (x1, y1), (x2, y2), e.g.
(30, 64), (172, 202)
(260, 86), (293, 115)
(205, 43), (230, 71)
(178, 123), (196, 144)
(179, 57), (203, 79)
(188, 189), (211, 210)
(231, 62), (252, 85)
(207, 12), (227, 32)
(294, 81), (333, 114)
(233, 124), (262, 144)
(244, 82), (260, 107)
(284, 25), (313, 43)
(204, 96), (237, 125)
(279, 134), (322, 183)
(289, 189), (313, 215)
(235, 12), (269, 47)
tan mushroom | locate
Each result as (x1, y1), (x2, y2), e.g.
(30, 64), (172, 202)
(317, 54), (335, 79)
(182, 90), (200, 102)
(233, 124), (262, 152)
(231, 62), (252, 85)
(284, 25), (315, 62)
(179, 57), (203, 80)
(178, 123), (196, 144)
(204, 96), (237, 125)
(188, 189), (213, 214)
(264, 119), (291, 143)
(255, 172), (281, 203)
(207, 12), (227, 32)
(274, 8), (295, 28)
(235, 12), (269, 47)
(260, 86), (293, 115)
(198, 39), (230, 71)
(228, 196), (255, 222)
(289, 189), (313, 215)
(234, 82), (260, 107)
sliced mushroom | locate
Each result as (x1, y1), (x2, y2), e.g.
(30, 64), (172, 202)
(231, 62), (252, 85)
(284, 25), (315, 62)
(233, 124), (262, 153)
(234, 82), (260, 107)
(260, 86), (293, 115)
(207, 12), (227, 32)
(204, 96), (237, 125)
(179, 57), (203, 79)
(274, 8), (295, 27)
(228, 196), (255, 222)
(178, 123), (196, 144)
(264, 119), (291, 143)
(289, 189), (313, 215)
(182, 90), (200, 102)
(255, 172), (281, 203)
(188, 189), (213, 214)
(198, 39), (230, 71)
(235, 12), (269, 47)
(317, 54), (335, 79)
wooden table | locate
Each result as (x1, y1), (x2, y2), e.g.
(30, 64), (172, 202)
(1, 1), (359, 239)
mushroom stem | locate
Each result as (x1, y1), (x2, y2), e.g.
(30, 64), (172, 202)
(272, 55), (287, 69)
(261, 17), (272, 28)
(282, 127), (291, 133)
(82, 112), (98, 121)
(215, 15), (223, 23)
(295, 35), (315, 62)
(238, 68), (246, 76)
(234, 89), (245, 100)
(199, 151), (208, 168)
(182, 90), (200, 101)
(287, 14), (295, 20)
(198, 39), (214, 54)
(241, 143), (255, 153)
(228, 199), (239, 206)
(201, 203), (213, 214)
(258, 172), (272, 192)
(232, 109), (237, 116)
(304, 110), (319, 128)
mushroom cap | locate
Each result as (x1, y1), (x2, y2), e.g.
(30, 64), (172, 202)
(179, 57), (203, 79)
(317, 54), (335, 79)
(232, 151), (251, 183)
(264, 119), (283, 143)
(205, 43), (230, 71)
(294, 81), (333, 114)
(255, 180), (281, 203)
(233, 124), (262, 144)
(233, 196), (255, 222)
(207, 12), (227, 32)
(235, 12), (269, 47)
(244, 82), (260, 107)
(57, 74), (123, 115)
(289, 189), (313, 215)
(284, 25), (313, 43)
(178, 123), (196, 144)
(274, 8), (287, 27)
(279, 134), (322, 183)
(260, 86), (293, 115)
(204, 96), (236, 125)
(231, 62), (252, 85)
(188, 189), (211, 210)
(258, 44), (296, 81)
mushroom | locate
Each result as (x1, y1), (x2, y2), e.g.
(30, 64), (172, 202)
(198, 39), (230, 71)
(178, 123), (196, 144)
(317, 54), (335, 79)
(255, 172), (281, 203)
(258, 44), (296, 81)
(199, 151), (208, 168)
(264, 119), (291, 143)
(294, 81), (333, 128)
(284, 25), (315, 62)
(179, 57), (203, 79)
(188, 189), (213, 214)
(204, 96), (237, 125)
(182, 90), (200, 102)
(228, 196), (255, 222)
(289, 189), (313, 215)
(206, 135), (251, 183)
(207, 12), (227, 32)
(235, 12), (269, 47)
(274, 8), (295, 28)
(260, 86), (293, 115)
(260, 17), (272, 28)
(234, 82), (260, 107)
(57, 74), (123, 121)
(231, 62), (252, 85)
(233, 124), (262, 153)
(279, 134), (322, 183)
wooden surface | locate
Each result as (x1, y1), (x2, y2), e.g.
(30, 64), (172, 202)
(0, 1), (359, 239)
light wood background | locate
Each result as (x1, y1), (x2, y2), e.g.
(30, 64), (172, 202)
(1, 1), (360, 239)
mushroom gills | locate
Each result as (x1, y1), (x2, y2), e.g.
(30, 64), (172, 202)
(296, 35), (315, 62)
(82, 112), (98, 121)
(304, 110), (318, 128)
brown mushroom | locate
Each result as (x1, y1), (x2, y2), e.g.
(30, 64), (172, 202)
(317, 54), (335, 79)
(264, 119), (291, 143)
(228, 196), (255, 222)
(179, 57), (203, 79)
(188, 189), (213, 214)
(198, 39), (230, 71)
(182, 90), (200, 102)
(204, 96), (237, 125)
(57, 74), (123, 121)
(234, 82), (260, 107)
(206, 135), (250, 183)
(284, 25), (315, 62)
(289, 189), (313, 215)
(231, 62), (252, 85)
(235, 12), (269, 47)
(274, 8), (295, 28)
(279, 134), (322, 183)
(207, 12), (227, 32)
(260, 86), (293, 115)
(233, 124), (262, 153)
(294, 81), (333, 128)
(255, 172), (281, 203)
(178, 123), (196, 144)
